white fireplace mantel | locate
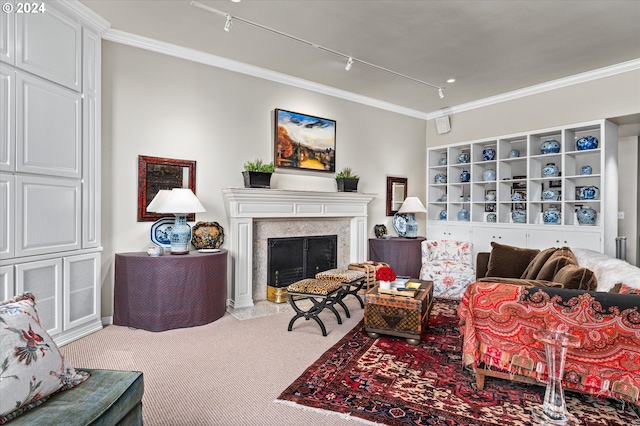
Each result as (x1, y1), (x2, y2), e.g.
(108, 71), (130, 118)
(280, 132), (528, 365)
(222, 188), (374, 308)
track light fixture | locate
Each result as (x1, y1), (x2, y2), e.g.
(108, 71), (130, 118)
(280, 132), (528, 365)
(224, 15), (233, 32)
(345, 57), (354, 71)
(191, 1), (446, 98)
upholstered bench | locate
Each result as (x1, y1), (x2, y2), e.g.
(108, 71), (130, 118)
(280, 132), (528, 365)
(316, 268), (367, 310)
(287, 278), (344, 336)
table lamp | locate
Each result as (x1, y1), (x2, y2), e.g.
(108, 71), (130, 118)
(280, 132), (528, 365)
(398, 196), (427, 238)
(147, 188), (206, 254)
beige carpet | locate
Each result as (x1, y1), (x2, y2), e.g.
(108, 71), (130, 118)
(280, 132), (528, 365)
(61, 297), (371, 426)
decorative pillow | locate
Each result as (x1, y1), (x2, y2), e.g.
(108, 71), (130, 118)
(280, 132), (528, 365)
(617, 284), (640, 295)
(486, 242), (540, 278)
(0, 293), (89, 423)
(477, 277), (563, 287)
(521, 247), (557, 279)
(552, 265), (598, 291)
(535, 247), (577, 281)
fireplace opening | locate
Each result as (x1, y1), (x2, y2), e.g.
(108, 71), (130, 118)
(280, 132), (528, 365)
(267, 235), (337, 302)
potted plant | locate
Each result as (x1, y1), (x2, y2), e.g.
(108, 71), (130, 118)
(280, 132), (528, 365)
(335, 167), (360, 192)
(243, 159), (275, 188)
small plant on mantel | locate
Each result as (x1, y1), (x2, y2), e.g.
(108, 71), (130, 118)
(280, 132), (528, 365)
(336, 167), (360, 192)
(243, 159), (275, 188)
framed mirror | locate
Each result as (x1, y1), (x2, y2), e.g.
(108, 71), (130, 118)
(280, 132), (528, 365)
(386, 176), (407, 216)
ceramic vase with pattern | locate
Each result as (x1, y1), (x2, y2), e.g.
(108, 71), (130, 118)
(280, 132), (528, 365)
(460, 170), (470, 182)
(511, 210), (526, 223)
(435, 173), (447, 184)
(439, 209), (447, 220)
(581, 165), (592, 175)
(576, 136), (598, 151)
(541, 139), (561, 154)
(542, 163), (560, 178)
(483, 169), (496, 181)
(482, 147), (496, 161)
(543, 206), (561, 225)
(457, 153), (470, 164)
(577, 206), (597, 225)
(457, 208), (470, 222)
(509, 149), (520, 158)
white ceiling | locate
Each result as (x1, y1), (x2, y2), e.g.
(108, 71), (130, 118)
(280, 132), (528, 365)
(82, 0), (640, 117)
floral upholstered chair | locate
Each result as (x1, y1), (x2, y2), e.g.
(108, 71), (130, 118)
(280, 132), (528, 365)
(419, 240), (476, 299)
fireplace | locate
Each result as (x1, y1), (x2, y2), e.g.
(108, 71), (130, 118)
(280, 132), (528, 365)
(222, 188), (373, 308)
(267, 235), (337, 302)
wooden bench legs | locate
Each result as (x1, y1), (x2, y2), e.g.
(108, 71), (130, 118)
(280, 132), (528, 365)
(287, 289), (343, 336)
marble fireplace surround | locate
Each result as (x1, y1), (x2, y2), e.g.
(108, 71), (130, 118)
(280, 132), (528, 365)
(222, 188), (374, 308)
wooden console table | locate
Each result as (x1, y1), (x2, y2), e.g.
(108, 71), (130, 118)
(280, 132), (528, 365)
(368, 237), (425, 278)
(114, 250), (227, 331)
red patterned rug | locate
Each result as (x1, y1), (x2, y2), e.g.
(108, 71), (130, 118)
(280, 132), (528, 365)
(278, 299), (639, 425)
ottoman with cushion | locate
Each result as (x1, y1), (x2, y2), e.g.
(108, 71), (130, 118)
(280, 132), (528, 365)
(315, 268), (367, 310)
(286, 278), (345, 336)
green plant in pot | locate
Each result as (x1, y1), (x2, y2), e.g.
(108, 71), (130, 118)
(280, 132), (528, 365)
(336, 167), (359, 192)
(243, 159), (275, 188)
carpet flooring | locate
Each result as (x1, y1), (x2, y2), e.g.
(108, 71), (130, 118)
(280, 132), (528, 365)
(278, 299), (640, 425)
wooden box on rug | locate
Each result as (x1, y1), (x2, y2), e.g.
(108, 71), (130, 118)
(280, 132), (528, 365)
(348, 261), (390, 291)
(364, 280), (434, 345)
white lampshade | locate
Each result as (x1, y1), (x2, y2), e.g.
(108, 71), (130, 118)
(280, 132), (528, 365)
(398, 197), (427, 214)
(146, 189), (172, 213)
(153, 188), (206, 214)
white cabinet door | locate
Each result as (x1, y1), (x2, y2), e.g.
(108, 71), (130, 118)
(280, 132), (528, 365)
(472, 226), (528, 254)
(15, 258), (63, 335)
(16, 175), (80, 257)
(0, 265), (13, 301)
(0, 1), (14, 65)
(0, 66), (14, 172)
(426, 223), (449, 240)
(562, 229), (601, 251)
(63, 252), (100, 330)
(16, 72), (81, 178)
(0, 173), (14, 259)
(16, 6), (81, 91)
(527, 228), (564, 249)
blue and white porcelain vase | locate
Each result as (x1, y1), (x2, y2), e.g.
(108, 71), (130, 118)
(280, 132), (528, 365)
(486, 213), (497, 223)
(439, 153), (447, 165)
(542, 189), (560, 201)
(439, 209), (447, 220)
(576, 136), (598, 151)
(581, 165), (592, 175)
(511, 210), (526, 223)
(542, 163), (560, 178)
(577, 185), (599, 200)
(460, 170), (470, 182)
(509, 149), (520, 158)
(541, 139), (561, 154)
(576, 206), (597, 225)
(457, 153), (470, 164)
(482, 147), (496, 161)
(482, 169), (496, 181)
(435, 173), (447, 184)
(457, 208), (470, 222)
(542, 206), (561, 225)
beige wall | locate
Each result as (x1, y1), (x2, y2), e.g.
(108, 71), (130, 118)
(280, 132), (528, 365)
(425, 69), (640, 265)
(100, 41), (427, 316)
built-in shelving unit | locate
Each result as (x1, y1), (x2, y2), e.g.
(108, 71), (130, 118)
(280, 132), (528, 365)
(426, 120), (618, 257)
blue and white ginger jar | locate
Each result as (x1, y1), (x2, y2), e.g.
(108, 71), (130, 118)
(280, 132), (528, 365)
(486, 213), (497, 223)
(460, 170), (470, 182)
(457, 208), (470, 222)
(457, 153), (470, 164)
(439, 209), (447, 220)
(576, 136), (598, 151)
(509, 149), (520, 158)
(435, 173), (447, 184)
(577, 186), (599, 200)
(541, 139), (560, 154)
(576, 206), (597, 225)
(543, 206), (561, 225)
(581, 165), (592, 175)
(482, 147), (496, 161)
(482, 169), (496, 181)
(542, 163), (560, 177)
(511, 210), (526, 223)
(542, 189), (560, 201)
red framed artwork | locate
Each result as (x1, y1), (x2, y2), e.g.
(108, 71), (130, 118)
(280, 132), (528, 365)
(137, 155), (197, 222)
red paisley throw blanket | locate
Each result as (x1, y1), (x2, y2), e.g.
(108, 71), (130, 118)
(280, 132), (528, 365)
(458, 282), (640, 405)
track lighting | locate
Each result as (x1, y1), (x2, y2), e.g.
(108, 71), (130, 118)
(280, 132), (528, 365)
(345, 57), (354, 71)
(224, 15), (233, 32)
(192, 1), (446, 99)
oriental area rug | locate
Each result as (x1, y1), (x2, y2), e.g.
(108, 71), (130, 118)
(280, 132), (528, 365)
(277, 299), (639, 426)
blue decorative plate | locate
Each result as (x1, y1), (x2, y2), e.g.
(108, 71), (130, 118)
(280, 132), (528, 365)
(393, 213), (408, 237)
(150, 218), (174, 248)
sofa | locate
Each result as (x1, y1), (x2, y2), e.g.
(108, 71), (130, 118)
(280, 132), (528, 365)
(1, 293), (144, 425)
(457, 243), (640, 406)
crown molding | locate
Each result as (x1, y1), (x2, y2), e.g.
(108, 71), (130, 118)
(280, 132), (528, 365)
(102, 29), (429, 120)
(102, 29), (639, 122)
(56, 0), (111, 33)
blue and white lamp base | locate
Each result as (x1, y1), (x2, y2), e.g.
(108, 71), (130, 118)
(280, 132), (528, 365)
(170, 214), (192, 254)
(404, 213), (418, 238)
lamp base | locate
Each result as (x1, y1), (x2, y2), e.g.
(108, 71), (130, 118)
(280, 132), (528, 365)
(170, 214), (192, 254)
(404, 213), (418, 238)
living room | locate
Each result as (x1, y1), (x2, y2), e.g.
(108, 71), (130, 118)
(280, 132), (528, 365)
(1, 1), (639, 425)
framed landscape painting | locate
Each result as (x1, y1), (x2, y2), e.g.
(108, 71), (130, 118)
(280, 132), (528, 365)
(274, 109), (336, 172)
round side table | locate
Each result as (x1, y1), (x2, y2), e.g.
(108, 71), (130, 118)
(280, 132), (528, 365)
(533, 329), (581, 425)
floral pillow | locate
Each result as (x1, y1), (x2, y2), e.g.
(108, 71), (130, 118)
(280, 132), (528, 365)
(0, 293), (89, 423)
